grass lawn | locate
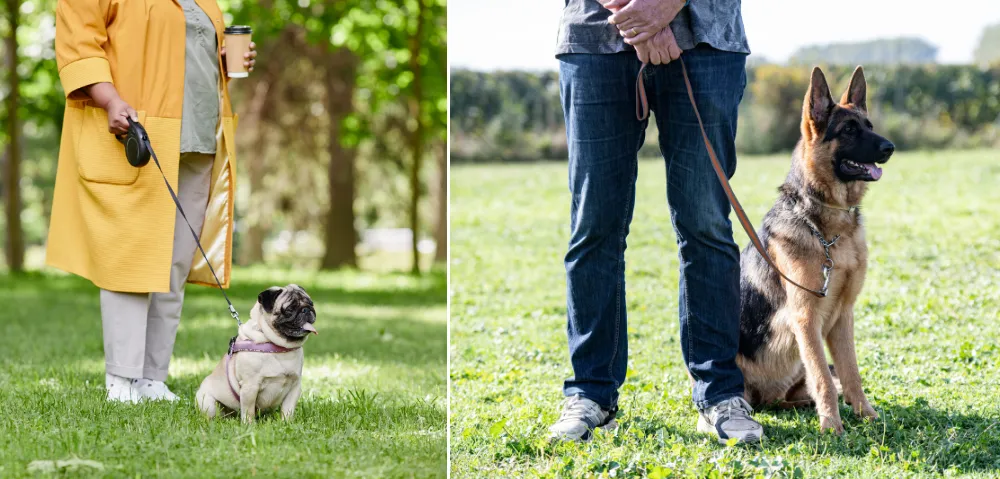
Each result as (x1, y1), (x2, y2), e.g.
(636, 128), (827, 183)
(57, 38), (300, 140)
(0, 265), (446, 478)
(450, 149), (1000, 478)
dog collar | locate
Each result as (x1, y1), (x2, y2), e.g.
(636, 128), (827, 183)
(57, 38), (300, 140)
(821, 202), (860, 214)
(810, 196), (860, 214)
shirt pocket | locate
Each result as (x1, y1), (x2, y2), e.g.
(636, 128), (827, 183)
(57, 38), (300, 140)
(76, 106), (147, 185)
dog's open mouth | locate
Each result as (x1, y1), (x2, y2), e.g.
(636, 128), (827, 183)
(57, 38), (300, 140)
(839, 159), (883, 182)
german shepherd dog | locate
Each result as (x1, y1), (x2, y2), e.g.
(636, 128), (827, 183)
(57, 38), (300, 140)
(736, 66), (894, 434)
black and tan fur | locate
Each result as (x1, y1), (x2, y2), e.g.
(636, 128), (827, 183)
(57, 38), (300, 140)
(736, 66), (894, 434)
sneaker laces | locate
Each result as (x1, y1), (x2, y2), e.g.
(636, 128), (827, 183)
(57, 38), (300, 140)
(715, 396), (754, 423)
(557, 395), (601, 423)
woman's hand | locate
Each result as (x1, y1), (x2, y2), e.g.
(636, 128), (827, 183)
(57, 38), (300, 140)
(106, 98), (138, 135)
(603, 0), (686, 46)
(83, 82), (137, 135)
(221, 42), (258, 73)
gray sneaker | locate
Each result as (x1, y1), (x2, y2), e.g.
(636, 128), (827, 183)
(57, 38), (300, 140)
(548, 394), (618, 442)
(696, 396), (765, 444)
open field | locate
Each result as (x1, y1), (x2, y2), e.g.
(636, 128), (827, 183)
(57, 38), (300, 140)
(450, 150), (1000, 478)
(0, 266), (446, 478)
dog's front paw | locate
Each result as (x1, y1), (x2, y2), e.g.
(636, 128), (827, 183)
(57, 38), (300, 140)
(854, 401), (878, 421)
(819, 415), (844, 435)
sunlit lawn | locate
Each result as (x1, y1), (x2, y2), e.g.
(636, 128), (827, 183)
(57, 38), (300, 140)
(450, 149), (1000, 478)
(0, 263), (446, 478)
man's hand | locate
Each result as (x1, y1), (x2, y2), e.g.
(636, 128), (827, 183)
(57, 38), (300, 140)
(634, 27), (683, 65)
(602, 0), (686, 45)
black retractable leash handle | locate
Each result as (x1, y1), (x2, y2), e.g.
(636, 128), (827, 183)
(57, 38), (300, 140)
(115, 117), (243, 326)
(115, 117), (152, 167)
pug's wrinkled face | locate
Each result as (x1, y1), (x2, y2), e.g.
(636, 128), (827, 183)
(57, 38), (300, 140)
(256, 284), (318, 340)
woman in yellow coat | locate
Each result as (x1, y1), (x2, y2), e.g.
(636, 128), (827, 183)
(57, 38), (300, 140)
(47, 0), (256, 402)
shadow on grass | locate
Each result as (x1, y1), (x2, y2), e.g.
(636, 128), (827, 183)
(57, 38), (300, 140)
(761, 399), (1000, 474)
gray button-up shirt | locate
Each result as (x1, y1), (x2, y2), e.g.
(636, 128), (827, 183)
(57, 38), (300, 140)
(556, 0), (750, 56)
(178, 0), (221, 154)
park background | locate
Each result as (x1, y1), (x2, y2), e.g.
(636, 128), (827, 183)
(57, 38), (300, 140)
(450, 1), (1000, 478)
(0, 0), (448, 477)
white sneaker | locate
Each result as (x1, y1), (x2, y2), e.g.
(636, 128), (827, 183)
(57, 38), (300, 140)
(697, 396), (765, 444)
(132, 378), (180, 402)
(548, 394), (618, 442)
(105, 374), (142, 404)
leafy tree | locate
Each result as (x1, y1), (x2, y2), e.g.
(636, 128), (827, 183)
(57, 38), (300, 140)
(789, 37), (938, 65)
(974, 23), (1000, 67)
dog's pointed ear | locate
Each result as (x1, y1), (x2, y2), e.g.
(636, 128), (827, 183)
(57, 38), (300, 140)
(840, 65), (867, 112)
(803, 67), (835, 138)
(258, 287), (282, 313)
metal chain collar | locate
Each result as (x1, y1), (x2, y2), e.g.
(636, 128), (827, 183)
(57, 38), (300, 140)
(807, 224), (840, 297)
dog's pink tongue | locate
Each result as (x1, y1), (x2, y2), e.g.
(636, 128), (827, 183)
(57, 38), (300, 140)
(302, 323), (318, 335)
(865, 164), (883, 180)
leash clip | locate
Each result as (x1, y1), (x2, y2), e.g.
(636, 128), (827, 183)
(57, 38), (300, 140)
(229, 304), (241, 326)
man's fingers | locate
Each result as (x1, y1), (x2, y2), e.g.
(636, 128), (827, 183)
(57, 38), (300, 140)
(635, 45), (650, 64)
(607, 8), (633, 26)
(668, 43), (682, 61)
(651, 48), (665, 65)
(602, 0), (630, 11)
(125, 107), (138, 122)
(663, 28), (683, 61)
(624, 30), (653, 45)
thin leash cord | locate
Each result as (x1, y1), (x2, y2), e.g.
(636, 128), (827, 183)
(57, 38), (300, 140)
(145, 136), (243, 325)
(636, 57), (827, 298)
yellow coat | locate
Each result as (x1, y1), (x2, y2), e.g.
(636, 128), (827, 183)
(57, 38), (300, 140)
(47, 0), (238, 293)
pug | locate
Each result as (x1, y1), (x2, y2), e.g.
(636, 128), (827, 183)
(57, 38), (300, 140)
(196, 284), (318, 423)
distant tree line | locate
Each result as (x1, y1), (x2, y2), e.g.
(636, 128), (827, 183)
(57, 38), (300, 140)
(789, 37), (938, 65)
(451, 63), (1000, 162)
(453, 33), (1000, 163)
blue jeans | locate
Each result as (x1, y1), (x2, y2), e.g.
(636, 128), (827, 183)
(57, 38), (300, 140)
(559, 46), (747, 411)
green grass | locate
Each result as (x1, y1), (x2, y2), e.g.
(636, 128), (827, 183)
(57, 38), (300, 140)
(0, 265), (446, 478)
(449, 150), (1000, 478)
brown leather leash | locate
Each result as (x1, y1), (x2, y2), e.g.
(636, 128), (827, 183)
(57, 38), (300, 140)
(636, 58), (829, 298)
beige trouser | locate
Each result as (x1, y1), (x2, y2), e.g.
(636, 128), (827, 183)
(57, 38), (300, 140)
(101, 153), (214, 381)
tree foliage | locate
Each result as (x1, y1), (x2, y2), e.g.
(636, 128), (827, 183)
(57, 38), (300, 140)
(973, 23), (1000, 67)
(789, 37), (938, 66)
(451, 63), (1000, 161)
(0, 0), (447, 273)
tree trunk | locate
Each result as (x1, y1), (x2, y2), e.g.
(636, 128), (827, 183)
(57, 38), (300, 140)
(238, 63), (278, 265)
(433, 141), (446, 263)
(408, 0), (426, 275)
(320, 47), (359, 270)
(4, 0), (24, 273)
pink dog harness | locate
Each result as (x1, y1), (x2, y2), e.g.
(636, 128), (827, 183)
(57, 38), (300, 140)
(224, 339), (299, 402)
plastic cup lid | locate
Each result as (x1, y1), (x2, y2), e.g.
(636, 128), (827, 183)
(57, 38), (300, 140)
(224, 25), (252, 34)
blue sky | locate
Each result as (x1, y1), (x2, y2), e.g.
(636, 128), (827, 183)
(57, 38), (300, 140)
(450, 0), (1000, 71)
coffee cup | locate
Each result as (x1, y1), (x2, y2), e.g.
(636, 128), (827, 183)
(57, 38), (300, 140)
(224, 26), (253, 78)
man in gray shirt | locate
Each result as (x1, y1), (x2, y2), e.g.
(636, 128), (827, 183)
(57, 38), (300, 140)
(549, 0), (763, 444)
